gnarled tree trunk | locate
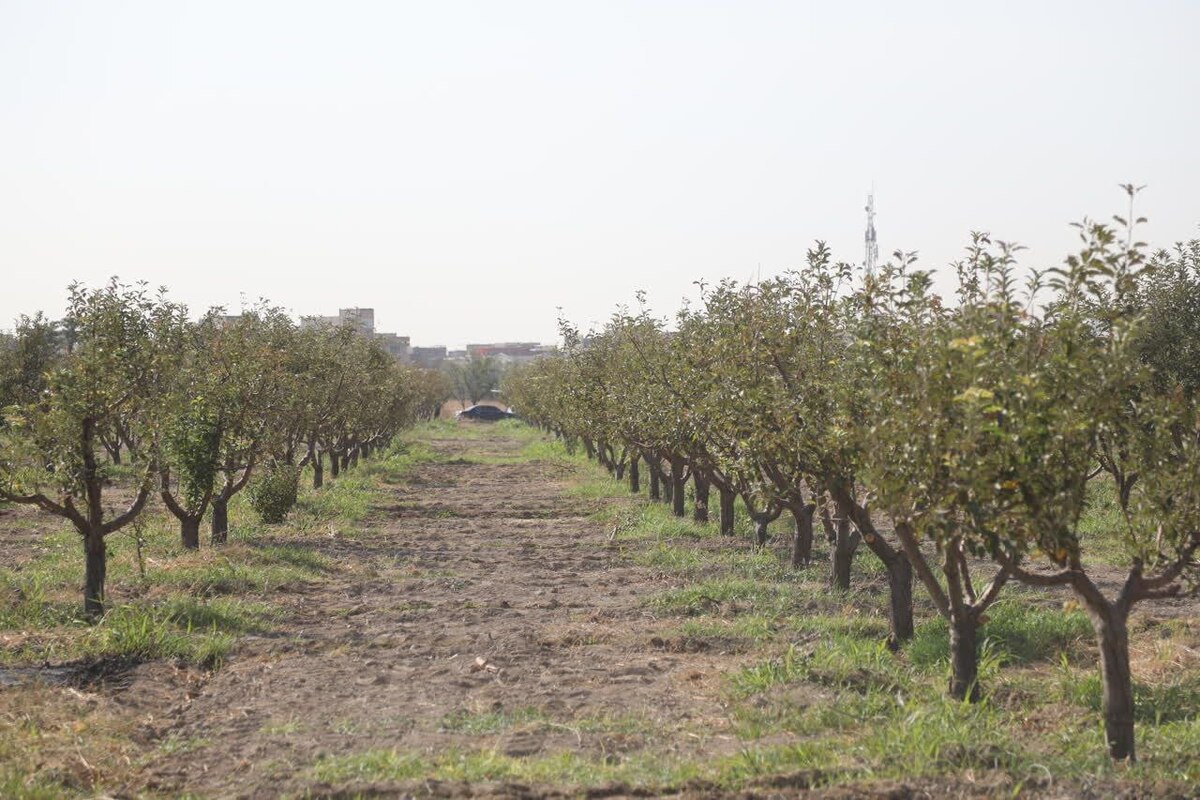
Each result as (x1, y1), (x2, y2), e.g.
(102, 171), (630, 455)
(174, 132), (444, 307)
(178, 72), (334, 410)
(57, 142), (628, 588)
(1082, 600), (1136, 760)
(839, 493), (914, 646)
(628, 455), (640, 493)
(670, 456), (687, 518)
(693, 474), (709, 523)
(948, 612), (981, 701)
(719, 486), (736, 536)
(180, 516), (201, 550)
(790, 503), (816, 568)
(829, 500), (859, 590)
(211, 498), (230, 545)
(754, 516), (770, 547)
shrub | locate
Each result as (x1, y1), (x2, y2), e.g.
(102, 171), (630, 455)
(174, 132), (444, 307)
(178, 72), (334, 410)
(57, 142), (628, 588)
(248, 463), (301, 524)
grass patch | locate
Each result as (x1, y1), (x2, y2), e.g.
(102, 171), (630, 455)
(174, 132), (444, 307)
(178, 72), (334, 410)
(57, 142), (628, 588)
(649, 577), (802, 618)
(439, 706), (547, 734)
(1056, 666), (1200, 724)
(907, 599), (1092, 671)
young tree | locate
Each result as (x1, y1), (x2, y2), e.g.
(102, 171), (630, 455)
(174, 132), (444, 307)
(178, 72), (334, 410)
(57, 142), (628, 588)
(862, 237), (1025, 699)
(157, 307), (294, 546)
(0, 281), (178, 615)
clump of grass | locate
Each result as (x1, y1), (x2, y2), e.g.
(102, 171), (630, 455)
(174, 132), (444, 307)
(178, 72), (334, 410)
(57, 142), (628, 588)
(439, 706), (547, 735)
(149, 542), (330, 596)
(858, 698), (1027, 775)
(0, 769), (76, 800)
(649, 577), (798, 617)
(729, 644), (811, 696)
(732, 637), (911, 699)
(81, 604), (235, 668)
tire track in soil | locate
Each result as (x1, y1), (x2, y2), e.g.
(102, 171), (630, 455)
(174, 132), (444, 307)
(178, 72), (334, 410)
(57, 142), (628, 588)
(141, 433), (736, 799)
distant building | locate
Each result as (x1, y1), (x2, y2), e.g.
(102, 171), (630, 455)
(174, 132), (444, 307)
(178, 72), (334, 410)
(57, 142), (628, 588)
(465, 342), (548, 365)
(300, 307), (375, 336)
(411, 346), (448, 369)
(300, 307), (409, 362)
(375, 332), (411, 363)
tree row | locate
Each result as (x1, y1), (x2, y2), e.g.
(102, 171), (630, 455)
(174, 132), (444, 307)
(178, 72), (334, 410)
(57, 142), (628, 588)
(0, 280), (449, 616)
(505, 201), (1200, 761)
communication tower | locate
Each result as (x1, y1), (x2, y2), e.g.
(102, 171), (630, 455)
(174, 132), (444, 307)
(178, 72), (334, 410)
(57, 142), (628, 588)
(864, 190), (879, 277)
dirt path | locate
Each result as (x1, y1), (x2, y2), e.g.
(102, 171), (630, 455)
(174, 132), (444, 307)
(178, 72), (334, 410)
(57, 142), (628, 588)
(139, 433), (732, 798)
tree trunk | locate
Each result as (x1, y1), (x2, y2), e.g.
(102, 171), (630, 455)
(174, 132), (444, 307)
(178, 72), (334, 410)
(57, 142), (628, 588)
(649, 462), (661, 501)
(662, 469), (674, 505)
(839, 493), (914, 647)
(819, 502), (836, 544)
(754, 515), (771, 548)
(583, 438), (596, 460)
(313, 451), (325, 489)
(948, 613), (981, 701)
(181, 516), (201, 551)
(361, 443), (371, 460)
(330, 452), (341, 478)
(1091, 608), (1136, 760)
(829, 506), (857, 590)
(670, 458), (687, 518)
(790, 504), (816, 568)
(84, 529), (106, 618)
(693, 475), (710, 523)
(629, 455), (640, 493)
(211, 497), (230, 545)
(719, 487), (736, 536)
(884, 554), (915, 647)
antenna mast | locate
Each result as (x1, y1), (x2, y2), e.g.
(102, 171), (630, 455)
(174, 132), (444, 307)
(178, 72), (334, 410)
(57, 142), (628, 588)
(864, 189), (879, 277)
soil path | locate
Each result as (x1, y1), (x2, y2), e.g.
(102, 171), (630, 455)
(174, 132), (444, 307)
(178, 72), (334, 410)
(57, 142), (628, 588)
(141, 432), (730, 798)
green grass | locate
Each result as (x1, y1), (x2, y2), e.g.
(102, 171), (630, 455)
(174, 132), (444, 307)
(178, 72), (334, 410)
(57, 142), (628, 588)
(1056, 664), (1200, 724)
(907, 598), (1092, 671)
(439, 706), (548, 734)
(1077, 478), (1139, 567)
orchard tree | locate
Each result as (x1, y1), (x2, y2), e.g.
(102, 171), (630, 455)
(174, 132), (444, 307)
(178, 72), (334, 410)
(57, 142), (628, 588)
(1130, 238), (1200, 397)
(0, 313), (63, 411)
(861, 237), (1032, 699)
(0, 280), (180, 616)
(985, 205), (1200, 760)
(158, 306), (295, 547)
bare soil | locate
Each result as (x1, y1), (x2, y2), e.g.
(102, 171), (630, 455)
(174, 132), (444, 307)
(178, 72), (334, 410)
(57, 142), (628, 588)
(3, 430), (1196, 798)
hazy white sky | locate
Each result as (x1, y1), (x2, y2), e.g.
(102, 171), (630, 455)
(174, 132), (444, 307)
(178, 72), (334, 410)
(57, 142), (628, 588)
(2, 1), (1198, 346)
